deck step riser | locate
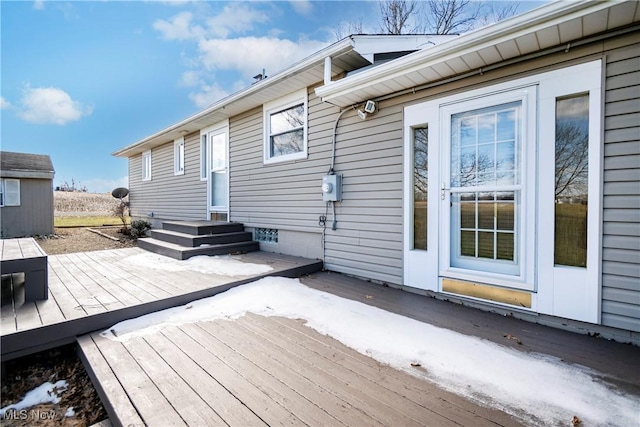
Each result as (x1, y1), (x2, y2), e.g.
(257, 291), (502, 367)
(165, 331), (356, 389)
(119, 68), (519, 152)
(150, 230), (253, 247)
(162, 222), (245, 236)
(138, 239), (259, 260)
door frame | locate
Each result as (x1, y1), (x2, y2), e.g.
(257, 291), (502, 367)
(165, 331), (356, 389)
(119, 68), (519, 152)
(403, 60), (603, 322)
(200, 120), (230, 220)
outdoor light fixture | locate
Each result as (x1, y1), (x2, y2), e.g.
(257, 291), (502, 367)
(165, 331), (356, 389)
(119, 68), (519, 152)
(364, 100), (376, 114)
(357, 109), (368, 120)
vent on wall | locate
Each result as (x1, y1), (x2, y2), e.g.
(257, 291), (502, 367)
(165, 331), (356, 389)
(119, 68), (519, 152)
(254, 228), (278, 243)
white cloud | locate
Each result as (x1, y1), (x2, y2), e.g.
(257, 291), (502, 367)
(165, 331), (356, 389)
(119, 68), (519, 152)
(198, 36), (326, 79)
(188, 83), (231, 108)
(290, 0), (313, 16)
(179, 70), (202, 87)
(82, 176), (129, 194)
(33, 0), (45, 10)
(153, 11), (204, 41)
(152, 3), (330, 108)
(0, 97), (11, 110)
(17, 86), (93, 125)
(205, 4), (269, 38)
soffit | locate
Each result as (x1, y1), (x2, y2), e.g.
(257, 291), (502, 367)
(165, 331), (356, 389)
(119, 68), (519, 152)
(315, 1), (640, 107)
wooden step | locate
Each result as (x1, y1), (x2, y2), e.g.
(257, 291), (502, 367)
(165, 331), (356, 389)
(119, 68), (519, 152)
(162, 221), (244, 236)
(149, 229), (253, 247)
(137, 237), (259, 260)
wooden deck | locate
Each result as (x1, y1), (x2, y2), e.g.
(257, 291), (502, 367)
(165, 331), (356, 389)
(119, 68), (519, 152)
(79, 314), (519, 427)
(0, 248), (322, 361)
(1, 237), (48, 302)
(78, 270), (640, 427)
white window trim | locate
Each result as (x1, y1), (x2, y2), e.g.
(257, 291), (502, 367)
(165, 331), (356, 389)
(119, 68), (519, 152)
(1, 178), (21, 207)
(174, 137), (185, 176)
(142, 150), (152, 181)
(263, 89), (308, 164)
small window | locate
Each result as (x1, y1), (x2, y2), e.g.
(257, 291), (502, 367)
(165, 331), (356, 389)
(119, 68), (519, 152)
(174, 137), (185, 175)
(554, 94), (589, 267)
(142, 150), (152, 181)
(200, 134), (207, 181)
(263, 89), (308, 164)
(413, 126), (428, 250)
(1, 179), (20, 207)
(254, 228), (278, 243)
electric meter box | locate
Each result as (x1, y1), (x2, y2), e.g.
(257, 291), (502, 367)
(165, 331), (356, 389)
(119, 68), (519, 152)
(322, 174), (342, 202)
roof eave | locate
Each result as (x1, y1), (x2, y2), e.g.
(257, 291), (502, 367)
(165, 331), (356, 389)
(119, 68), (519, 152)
(315, 0), (613, 104)
(112, 37), (357, 158)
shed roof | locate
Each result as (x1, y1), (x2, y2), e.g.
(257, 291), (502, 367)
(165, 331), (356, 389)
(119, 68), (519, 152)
(0, 151), (55, 180)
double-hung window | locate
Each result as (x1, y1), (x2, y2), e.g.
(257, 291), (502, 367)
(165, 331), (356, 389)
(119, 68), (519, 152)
(0, 179), (21, 207)
(142, 150), (152, 181)
(263, 89), (308, 164)
(174, 137), (185, 175)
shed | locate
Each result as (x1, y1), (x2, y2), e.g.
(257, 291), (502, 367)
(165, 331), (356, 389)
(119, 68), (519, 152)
(0, 151), (55, 238)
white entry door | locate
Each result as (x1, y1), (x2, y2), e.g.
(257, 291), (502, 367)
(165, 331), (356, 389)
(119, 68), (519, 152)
(404, 61), (602, 323)
(439, 88), (537, 290)
(207, 127), (229, 219)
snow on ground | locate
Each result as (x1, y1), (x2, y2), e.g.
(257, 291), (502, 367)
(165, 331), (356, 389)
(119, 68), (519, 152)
(126, 252), (273, 276)
(103, 277), (639, 426)
(0, 380), (68, 418)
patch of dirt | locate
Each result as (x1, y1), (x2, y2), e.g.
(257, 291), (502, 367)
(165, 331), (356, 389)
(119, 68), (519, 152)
(36, 227), (137, 255)
(0, 344), (107, 426)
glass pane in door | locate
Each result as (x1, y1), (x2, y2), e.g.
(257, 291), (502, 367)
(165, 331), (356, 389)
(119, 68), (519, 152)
(450, 101), (521, 275)
(209, 132), (227, 208)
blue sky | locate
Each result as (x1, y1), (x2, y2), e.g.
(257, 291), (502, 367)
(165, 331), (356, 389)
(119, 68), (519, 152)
(1, 0), (537, 193)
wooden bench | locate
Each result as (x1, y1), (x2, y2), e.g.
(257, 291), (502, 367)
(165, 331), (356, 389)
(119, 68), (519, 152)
(1, 238), (48, 301)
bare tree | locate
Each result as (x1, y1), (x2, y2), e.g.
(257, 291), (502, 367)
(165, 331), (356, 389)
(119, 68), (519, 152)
(334, 19), (364, 41)
(379, 0), (420, 34)
(476, 2), (520, 28)
(425, 0), (480, 34)
(555, 123), (589, 200)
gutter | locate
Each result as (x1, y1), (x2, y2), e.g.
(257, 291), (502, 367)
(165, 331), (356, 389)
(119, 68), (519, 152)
(315, 0), (615, 103)
(112, 37), (356, 158)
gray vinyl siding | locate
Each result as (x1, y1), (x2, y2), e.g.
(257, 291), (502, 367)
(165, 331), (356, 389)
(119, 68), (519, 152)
(601, 36), (640, 332)
(0, 178), (53, 238)
(129, 132), (206, 222)
(229, 88), (405, 285)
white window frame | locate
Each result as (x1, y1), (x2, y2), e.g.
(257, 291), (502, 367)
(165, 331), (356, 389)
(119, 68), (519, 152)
(174, 137), (185, 176)
(1, 178), (21, 207)
(263, 89), (308, 164)
(142, 150), (152, 181)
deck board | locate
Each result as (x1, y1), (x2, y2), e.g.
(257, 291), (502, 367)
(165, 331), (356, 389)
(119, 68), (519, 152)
(1, 248), (322, 360)
(80, 316), (521, 427)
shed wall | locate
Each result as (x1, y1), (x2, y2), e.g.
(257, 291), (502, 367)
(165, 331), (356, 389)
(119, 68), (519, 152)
(0, 178), (53, 238)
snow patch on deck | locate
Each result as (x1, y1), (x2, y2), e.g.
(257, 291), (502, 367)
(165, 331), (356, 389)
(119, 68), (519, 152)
(102, 276), (639, 426)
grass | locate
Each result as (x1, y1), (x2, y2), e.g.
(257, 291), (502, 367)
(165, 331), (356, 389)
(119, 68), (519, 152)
(53, 191), (130, 228)
(54, 216), (130, 227)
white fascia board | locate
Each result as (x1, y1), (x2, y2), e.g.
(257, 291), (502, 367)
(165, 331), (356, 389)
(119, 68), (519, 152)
(315, 0), (611, 103)
(112, 37), (356, 158)
(351, 34), (458, 62)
